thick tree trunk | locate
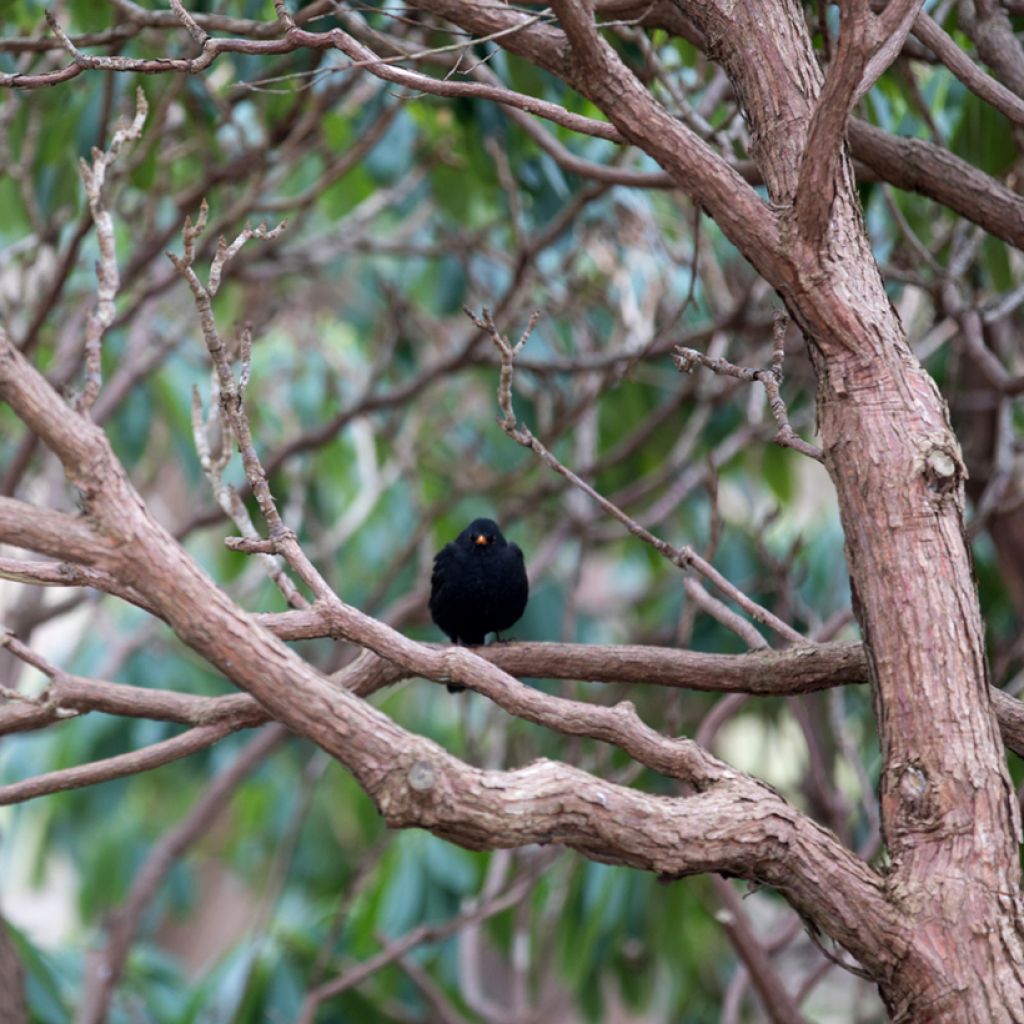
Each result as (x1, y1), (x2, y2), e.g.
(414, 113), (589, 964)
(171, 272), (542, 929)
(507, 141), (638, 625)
(813, 322), (1024, 1021)
(693, 2), (1024, 1018)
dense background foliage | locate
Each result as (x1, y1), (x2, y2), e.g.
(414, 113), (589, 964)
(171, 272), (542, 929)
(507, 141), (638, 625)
(1, 1), (1022, 1021)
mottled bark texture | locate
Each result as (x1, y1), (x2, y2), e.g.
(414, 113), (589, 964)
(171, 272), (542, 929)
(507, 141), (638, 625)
(677, 2), (1024, 1018)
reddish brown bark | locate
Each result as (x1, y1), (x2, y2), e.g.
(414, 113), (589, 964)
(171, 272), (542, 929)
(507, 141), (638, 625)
(488, 0), (1024, 1015)
(684, 3), (1024, 1017)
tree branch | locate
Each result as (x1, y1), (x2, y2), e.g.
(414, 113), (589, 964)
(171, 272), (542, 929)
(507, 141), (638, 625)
(0, 556), (158, 616)
(912, 9), (1024, 126)
(77, 87), (148, 413)
(793, 0), (925, 243)
(0, 495), (113, 566)
(0, 721), (243, 805)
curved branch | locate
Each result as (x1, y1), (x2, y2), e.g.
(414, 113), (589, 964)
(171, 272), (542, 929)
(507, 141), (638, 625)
(912, 10), (1024, 126)
(379, 755), (908, 983)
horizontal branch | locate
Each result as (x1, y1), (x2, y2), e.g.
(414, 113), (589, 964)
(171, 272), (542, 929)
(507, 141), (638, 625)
(0, 721), (244, 805)
(0, 0), (332, 53)
(0, 299), (943, 974)
(848, 119), (1024, 252)
(0, 556), (157, 615)
(9, 9), (623, 148)
(0, 669), (267, 738)
(259, 606), (866, 689)
(12, 622), (1024, 761)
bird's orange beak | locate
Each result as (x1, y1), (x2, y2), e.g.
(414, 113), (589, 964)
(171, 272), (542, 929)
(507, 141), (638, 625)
(475, 534), (488, 546)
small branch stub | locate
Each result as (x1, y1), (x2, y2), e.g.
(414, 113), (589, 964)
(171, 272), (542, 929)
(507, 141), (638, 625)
(923, 445), (960, 495)
(407, 760), (438, 793)
(892, 761), (936, 826)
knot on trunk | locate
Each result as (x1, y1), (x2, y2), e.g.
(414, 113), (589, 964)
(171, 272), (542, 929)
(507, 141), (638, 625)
(919, 438), (965, 497)
(891, 761), (937, 826)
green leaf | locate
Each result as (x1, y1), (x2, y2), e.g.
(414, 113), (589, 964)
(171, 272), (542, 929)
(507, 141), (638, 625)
(950, 90), (1017, 176)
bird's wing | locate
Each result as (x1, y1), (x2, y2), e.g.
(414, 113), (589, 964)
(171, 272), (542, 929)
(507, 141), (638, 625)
(512, 542), (527, 574)
(430, 544), (455, 599)
(512, 543), (529, 598)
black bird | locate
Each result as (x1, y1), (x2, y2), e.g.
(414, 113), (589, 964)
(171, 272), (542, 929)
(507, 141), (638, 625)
(429, 517), (529, 691)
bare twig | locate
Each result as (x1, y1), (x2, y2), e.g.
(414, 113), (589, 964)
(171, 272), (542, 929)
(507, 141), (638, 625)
(170, 214), (342, 603)
(0, 633), (268, 738)
(76, 87), (148, 412)
(0, 722), (242, 805)
(190, 377), (308, 609)
(12, 7), (626, 152)
(298, 858), (553, 1024)
(673, 314), (824, 462)
(472, 307), (808, 645)
(684, 577), (769, 650)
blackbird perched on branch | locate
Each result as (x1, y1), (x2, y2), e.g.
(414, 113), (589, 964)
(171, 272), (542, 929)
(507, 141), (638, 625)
(429, 517), (529, 692)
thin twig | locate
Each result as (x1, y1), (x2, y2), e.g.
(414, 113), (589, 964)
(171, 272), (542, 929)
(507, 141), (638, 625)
(0, 722), (241, 805)
(298, 858), (553, 1024)
(673, 314), (824, 462)
(170, 212), (343, 605)
(77, 87), (148, 413)
(472, 307), (808, 646)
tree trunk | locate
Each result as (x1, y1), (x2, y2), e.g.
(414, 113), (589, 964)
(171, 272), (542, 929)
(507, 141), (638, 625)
(691, 2), (1024, 1017)
(814, 320), (1024, 1021)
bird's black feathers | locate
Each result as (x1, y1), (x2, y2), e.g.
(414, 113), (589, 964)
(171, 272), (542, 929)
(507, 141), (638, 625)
(429, 518), (528, 691)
